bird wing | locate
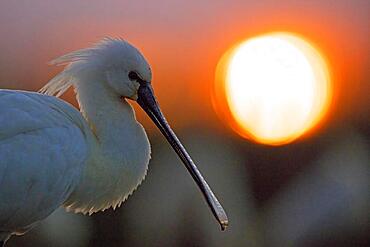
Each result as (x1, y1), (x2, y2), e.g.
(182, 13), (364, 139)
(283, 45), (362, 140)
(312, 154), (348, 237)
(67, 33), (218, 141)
(0, 89), (90, 233)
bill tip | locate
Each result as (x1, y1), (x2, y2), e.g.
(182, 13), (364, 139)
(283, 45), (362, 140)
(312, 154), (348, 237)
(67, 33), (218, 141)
(220, 219), (229, 231)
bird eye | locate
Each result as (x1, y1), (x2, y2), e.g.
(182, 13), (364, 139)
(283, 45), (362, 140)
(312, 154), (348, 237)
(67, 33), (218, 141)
(128, 71), (139, 81)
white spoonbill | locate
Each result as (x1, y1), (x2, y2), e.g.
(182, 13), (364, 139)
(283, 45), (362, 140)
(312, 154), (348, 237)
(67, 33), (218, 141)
(0, 38), (228, 246)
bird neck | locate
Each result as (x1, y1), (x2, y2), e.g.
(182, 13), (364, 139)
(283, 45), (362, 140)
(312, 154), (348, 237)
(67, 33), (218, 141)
(76, 72), (136, 149)
(66, 71), (151, 214)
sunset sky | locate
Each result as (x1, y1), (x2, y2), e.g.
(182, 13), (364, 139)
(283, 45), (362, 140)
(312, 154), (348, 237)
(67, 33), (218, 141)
(0, 0), (368, 138)
(1, 1), (369, 246)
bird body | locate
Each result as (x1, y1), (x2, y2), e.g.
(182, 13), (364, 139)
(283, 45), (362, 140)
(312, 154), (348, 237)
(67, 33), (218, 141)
(0, 39), (151, 241)
(0, 90), (88, 236)
(0, 38), (227, 245)
(0, 85), (150, 237)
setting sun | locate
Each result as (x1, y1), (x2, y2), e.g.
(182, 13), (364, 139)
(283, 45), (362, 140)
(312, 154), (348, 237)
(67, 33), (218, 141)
(215, 33), (331, 145)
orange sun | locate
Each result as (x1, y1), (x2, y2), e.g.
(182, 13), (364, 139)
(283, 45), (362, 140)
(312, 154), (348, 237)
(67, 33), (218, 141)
(214, 32), (332, 145)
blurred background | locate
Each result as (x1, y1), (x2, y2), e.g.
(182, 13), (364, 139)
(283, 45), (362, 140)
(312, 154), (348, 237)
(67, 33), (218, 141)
(0, 0), (369, 246)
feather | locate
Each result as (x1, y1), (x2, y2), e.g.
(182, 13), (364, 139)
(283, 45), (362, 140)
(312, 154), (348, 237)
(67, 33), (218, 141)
(39, 37), (142, 97)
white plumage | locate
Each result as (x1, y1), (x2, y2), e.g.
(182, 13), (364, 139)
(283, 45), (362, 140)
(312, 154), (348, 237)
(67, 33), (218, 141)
(0, 90), (88, 233)
(0, 38), (151, 243)
(0, 37), (227, 245)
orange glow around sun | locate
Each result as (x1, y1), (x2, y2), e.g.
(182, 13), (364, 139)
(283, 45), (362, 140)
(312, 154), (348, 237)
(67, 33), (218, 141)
(214, 32), (332, 145)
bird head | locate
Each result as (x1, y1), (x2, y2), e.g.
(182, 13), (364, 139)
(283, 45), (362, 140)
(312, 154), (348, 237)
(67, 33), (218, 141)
(41, 38), (152, 100)
(101, 39), (152, 100)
